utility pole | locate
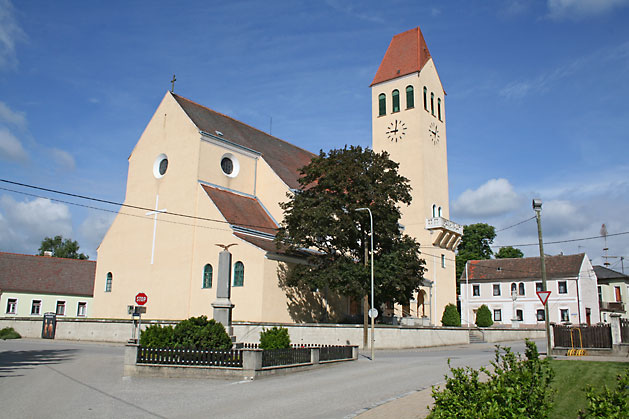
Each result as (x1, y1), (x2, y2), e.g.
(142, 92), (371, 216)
(533, 199), (552, 358)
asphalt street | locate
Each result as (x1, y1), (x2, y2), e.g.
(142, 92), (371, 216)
(0, 338), (544, 418)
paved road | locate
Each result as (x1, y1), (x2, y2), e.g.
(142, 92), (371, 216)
(0, 338), (543, 418)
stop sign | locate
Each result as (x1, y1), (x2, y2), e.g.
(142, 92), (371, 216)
(135, 292), (148, 306)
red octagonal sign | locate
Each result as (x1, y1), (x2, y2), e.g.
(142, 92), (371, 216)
(135, 292), (148, 306)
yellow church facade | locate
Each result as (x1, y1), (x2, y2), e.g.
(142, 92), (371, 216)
(91, 27), (462, 325)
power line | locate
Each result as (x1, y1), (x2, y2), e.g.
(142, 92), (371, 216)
(496, 216), (535, 232)
(0, 178), (274, 232)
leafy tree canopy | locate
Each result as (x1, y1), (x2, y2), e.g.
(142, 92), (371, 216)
(455, 223), (496, 279)
(38, 235), (88, 260)
(495, 246), (524, 259)
(276, 145), (425, 306)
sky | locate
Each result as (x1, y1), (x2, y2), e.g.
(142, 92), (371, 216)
(1, 0), (628, 271)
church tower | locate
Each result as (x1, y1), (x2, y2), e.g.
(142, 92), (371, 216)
(371, 27), (463, 325)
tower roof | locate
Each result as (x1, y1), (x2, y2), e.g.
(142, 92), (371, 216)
(370, 27), (432, 87)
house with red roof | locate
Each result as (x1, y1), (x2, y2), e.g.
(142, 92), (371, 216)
(459, 254), (599, 327)
(0, 252), (95, 318)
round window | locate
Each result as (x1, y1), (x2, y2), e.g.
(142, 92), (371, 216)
(153, 153), (169, 179)
(221, 157), (233, 175)
(159, 158), (168, 176)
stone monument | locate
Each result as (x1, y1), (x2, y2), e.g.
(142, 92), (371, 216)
(212, 245), (236, 337)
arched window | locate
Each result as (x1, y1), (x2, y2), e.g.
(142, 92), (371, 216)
(392, 90), (400, 113)
(519, 282), (525, 296)
(203, 264), (213, 288)
(233, 261), (244, 287)
(406, 86), (414, 109)
(511, 283), (517, 295)
(423, 87), (428, 110)
(438, 207), (442, 217)
(431, 93), (435, 115)
(378, 93), (386, 116)
(105, 272), (112, 292)
(437, 98), (442, 121)
(432, 204), (437, 218)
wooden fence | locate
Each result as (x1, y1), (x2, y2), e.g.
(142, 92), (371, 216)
(552, 324), (612, 349)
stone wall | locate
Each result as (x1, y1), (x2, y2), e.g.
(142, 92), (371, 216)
(0, 317), (545, 348)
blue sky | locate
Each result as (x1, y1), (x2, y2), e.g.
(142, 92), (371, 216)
(1, 0), (628, 269)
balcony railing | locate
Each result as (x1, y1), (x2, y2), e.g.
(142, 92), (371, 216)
(425, 217), (464, 250)
(600, 301), (625, 312)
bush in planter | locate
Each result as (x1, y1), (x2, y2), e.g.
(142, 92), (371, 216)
(259, 326), (291, 349)
(475, 304), (493, 327)
(0, 327), (21, 339)
(140, 316), (232, 350)
(172, 316), (232, 350)
(441, 303), (461, 327)
(140, 324), (174, 347)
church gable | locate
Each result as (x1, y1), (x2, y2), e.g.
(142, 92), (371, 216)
(172, 94), (314, 189)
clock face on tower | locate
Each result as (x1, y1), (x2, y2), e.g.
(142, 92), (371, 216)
(429, 122), (440, 145)
(386, 119), (407, 142)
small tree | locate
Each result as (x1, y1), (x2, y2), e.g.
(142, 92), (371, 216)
(475, 304), (493, 327)
(38, 235), (88, 259)
(259, 326), (291, 349)
(495, 246), (524, 259)
(139, 316), (232, 350)
(441, 304), (461, 327)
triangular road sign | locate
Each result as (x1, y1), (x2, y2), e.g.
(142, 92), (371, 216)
(536, 290), (551, 306)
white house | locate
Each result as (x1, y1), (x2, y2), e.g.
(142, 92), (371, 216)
(460, 253), (599, 327)
(594, 265), (628, 323)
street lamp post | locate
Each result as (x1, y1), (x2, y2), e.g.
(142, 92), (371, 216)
(533, 198), (552, 358)
(356, 207), (375, 361)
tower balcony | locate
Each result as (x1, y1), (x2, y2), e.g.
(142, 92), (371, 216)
(425, 217), (464, 250)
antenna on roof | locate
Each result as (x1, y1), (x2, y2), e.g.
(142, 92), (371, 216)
(171, 74), (177, 93)
(601, 224), (612, 266)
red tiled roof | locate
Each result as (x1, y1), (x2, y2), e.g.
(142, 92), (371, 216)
(172, 93), (315, 189)
(202, 185), (277, 235)
(463, 254), (586, 282)
(0, 252), (96, 297)
(234, 233), (283, 253)
(370, 27), (432, 87)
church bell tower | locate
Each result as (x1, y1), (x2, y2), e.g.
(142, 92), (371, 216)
(371, 27), (463, 326)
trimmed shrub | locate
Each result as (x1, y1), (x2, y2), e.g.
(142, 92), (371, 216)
(140, 316), (232, 350)
(580, 368), (629, 418)
(441, 303), (461, 327)
(173, 316), (232, 350)
(428, 340), (554, 419)
(0, 327), (21, 339)
(139, 324), (174, 347)
(259, 326), (291, 349)
(475, 304), (493, 327)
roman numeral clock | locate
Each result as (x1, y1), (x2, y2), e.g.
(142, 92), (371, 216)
(386, 119), (407, 142)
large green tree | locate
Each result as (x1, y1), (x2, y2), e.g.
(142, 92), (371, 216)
(276, 146), (425, 308)
(455, 223), (496, 279)
(38, 235), (89, 260)
(495, 246), (524, 259)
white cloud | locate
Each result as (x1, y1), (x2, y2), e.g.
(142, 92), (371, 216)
(547, 0), (629, 20)
(325, 0), (385, 23)
(78, 210), (115, 258)
(453, 178), (522, 218)
(0, 100), (26, 128)
(51, 148), (76, 171)
(0, 127), (28, 162)
(0, 0), (26, 70)
(0, 195), (73, 254)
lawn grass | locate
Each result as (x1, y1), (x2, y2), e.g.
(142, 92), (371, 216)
(549, 359), (628, 418)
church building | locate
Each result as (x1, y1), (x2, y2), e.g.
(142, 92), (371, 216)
(91, 27), (462, 325)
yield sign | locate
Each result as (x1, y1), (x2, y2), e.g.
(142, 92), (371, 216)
(536, 291), (551, 306)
